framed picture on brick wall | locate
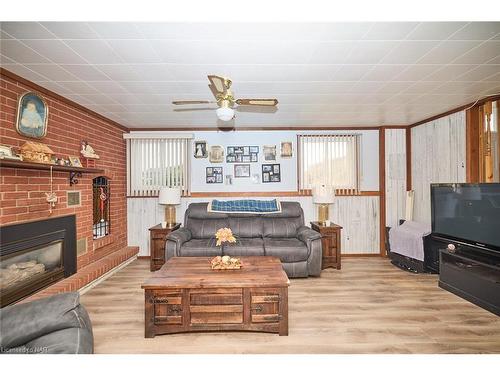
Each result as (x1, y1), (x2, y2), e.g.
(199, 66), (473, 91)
(15, 92), (48, 139)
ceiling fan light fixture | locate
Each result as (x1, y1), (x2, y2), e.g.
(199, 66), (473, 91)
(216, 106), (234, 121)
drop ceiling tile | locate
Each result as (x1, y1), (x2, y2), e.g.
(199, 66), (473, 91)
(454, 65), (500, 81)
(60, 64), (111, 81)
(0, 54), (16, 64)
(1, 30), (13, 39)
(320, 23), (373, 40)
(87, 22), (144, 39)
(417, 41), (481, 64)
(449, 22), (500, 40)
(486, 72), (500, 81)
(376, 81), (412, 94)
(107, 40), (162, 63)
(361, 65), (407, 81)
(37, 81), (74, 95)
(0, 22), (55, 39)
(424, 65), (476, 81)
(131, 64), (176, 81)
(57, 81), (100, 95)
(64, 40), (124, 64)
(406, 22), (467, 40)
(77, 93), (120, 105)
(453, 41), (500, 64)
(308, 42), (353, 64)
(362, 22), (419, 40)
(21, 40), (87, 64)
(331, 65), (375, 81)
(392, 64), (442, 81)
(347, 81), (384, 94)
(2, 64), (50, 81)
(88, 81), (129, 94)
(0, 40), (51, 63)
(399, 81), (444, 94)
(379, 41), (439, 64)
(118, 81), (155, 94)
(22, 64), (79, 81)
(40, 22), (100, 39)
(95, 64), (142, 81)
(344, 41), (399, 64)
(64, 94), (98, 106)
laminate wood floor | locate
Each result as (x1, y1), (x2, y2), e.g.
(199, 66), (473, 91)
(80, 258), (500, 354)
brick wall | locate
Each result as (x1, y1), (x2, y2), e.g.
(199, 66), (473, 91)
(0, 70), (129, 269)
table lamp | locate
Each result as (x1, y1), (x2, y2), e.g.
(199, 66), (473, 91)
(158, 187), (181, 228)
(312, 184), (335, 224)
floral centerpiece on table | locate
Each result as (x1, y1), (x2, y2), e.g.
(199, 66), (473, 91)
(211, 228), (241, 270)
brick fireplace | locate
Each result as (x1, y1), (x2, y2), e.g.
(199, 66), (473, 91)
(0, 69), (138, 301)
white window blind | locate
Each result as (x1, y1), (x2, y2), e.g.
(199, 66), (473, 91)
(125, 135), (192, 196)
(298, 134), (361, 195)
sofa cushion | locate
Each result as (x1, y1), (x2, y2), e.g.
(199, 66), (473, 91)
(186, 203), (228, 219)
(223, 238), (265, 257)
(262, 218), (301, 238)
(0, 292), (87, 349)
(228, 217), (263, 238)
(9, 327), (94, 354)
(186, 218), (230, 239)
(179, 239), (222, 257)
(263, 238), (309, 262)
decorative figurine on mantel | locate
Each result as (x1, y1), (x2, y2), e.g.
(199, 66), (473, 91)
(80, 140), (99, 168)
(80, 140), (100, 159)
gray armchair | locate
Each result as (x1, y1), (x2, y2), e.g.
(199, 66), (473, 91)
(0, 292), (93, 354)
(166, 202), (323, 277)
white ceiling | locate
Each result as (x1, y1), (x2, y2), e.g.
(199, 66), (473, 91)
(1, 22), (499, 128)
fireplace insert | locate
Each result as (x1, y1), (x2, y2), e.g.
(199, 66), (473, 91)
(0, 215), (77, 307)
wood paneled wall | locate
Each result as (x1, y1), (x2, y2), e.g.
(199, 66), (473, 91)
(384, 129), (407, 228)
(411, 111), (467, 224)
(127, 195), (380, 256)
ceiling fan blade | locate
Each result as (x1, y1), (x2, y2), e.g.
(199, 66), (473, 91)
(235, 106), (278, 114)
(208, 84), (221, 100)
(172, 100), (213, 105)
(208, 75), (230, 94)
(235, 99), (278, 106)
(174, 107), (218, 112)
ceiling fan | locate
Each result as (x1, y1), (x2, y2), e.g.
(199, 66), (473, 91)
(172, 75), (279, 127)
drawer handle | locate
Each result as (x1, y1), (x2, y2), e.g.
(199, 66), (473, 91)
(152, 297), (169, 304)
(170, 306), (182, 312)
(251, 305), (263, 313)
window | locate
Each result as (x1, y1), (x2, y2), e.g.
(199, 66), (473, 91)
(297, 134), (361, 194)
(125, 133), (192, 196)
(93, 176), (110, 239)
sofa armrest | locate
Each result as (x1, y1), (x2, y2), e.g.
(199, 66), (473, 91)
(296, 226), (322, 277)
(0, 292), (91, 350)
(165, 227), (192, 259)
(297, 226), (321, 243)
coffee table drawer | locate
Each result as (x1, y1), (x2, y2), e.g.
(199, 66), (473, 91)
(190, 288), (243, 305)
(151, 290), (183, 325)
(250, 288), (282, 324)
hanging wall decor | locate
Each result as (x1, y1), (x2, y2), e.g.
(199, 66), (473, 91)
(263, 145), (277, 161)
(194, 141), (208, 158)
(226, 146), (259, 163)
(281, 142), (293, 158)
(206, 167), (223, 183)
(16, 92), (48, 139)
(262, 164), (281, 183)
(209, 145), (224, 163)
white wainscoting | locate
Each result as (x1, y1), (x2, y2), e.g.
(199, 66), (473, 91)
(411, 111), (466, 224)
(385, 129), (407, 228)
(127, 195), (380, 256)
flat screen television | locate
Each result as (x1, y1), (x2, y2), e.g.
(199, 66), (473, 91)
(431, 183), (500, 254)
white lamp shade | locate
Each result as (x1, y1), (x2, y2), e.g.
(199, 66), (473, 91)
(158, 187), (181, 205)
(216, 107), (234, 121)
(312, 184), (335, 204)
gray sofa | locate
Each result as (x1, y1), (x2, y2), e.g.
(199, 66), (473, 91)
(0, 292), (93, 354)
(166, 201), (322, 277)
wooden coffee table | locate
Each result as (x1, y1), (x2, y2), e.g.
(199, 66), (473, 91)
(141, 256), (290, 337)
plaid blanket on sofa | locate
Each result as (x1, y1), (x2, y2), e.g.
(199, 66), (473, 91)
(208, 199), (281, 214)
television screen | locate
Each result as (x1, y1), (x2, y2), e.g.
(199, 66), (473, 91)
(431, 183), (500, 251)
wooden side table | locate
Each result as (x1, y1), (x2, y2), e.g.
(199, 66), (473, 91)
(310, 221), (342, 270)
(149, 223), (181, 271)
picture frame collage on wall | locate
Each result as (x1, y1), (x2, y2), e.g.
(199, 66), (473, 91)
(206, 166), (223, 184)
(226, 146), (259, 163)
(262, 164), (281, 183)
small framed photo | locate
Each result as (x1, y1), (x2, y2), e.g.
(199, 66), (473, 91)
(209, 145), (224, 163)
(262, 164), (280, 183)
(206, 166), (223, 183)
(67, 191), (81, 207)
(243, 146), (250, 155)
(234, 164), (251, 178)
(68, 156), (83, 167)
(249, 146), (259, 153)
(242, 155), (251, 162)
(281, 142), (293, 158)
(194, 141), (208, 158)
(263, 145), (276, 161)
(251, 154), (258, 162)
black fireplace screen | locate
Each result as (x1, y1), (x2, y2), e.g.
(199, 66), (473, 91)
(93, 176), (110, 239)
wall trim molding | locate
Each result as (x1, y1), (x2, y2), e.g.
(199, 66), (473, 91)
(127, 191), (381, 198)
(0, 68), (130, 133)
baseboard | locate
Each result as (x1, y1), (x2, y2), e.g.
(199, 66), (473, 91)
(342, 253), (383, 257)
(79, 255), (138, 295)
